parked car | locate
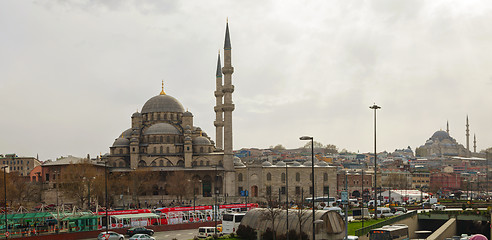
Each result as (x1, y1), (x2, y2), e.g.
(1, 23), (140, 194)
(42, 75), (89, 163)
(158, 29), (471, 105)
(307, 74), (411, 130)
(198, 227), (222, 238)
(127, 227), (154, 236)
(431, 204), (446, 211)
(129, 234), (155, 240)
(97, 231), (125, 240)
(390, 207), (407, 214)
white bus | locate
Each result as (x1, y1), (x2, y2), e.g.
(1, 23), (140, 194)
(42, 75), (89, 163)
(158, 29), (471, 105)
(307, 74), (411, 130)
(369, 224), (409, 240)
(305, 197), (336, 208)
(221, 212), (245, 234)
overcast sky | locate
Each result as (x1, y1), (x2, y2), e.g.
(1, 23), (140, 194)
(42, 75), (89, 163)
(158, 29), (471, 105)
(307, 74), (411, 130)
(1, 0), (492, 161)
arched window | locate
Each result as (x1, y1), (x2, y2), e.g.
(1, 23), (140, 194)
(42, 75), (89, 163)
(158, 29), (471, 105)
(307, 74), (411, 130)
(324, 173), (328, 181)
(160, 136), (163, 142)
(160, 146), (163, 154)
(119, 149), (123, 154)
(200, 161), (204, 166)
(167, 161), (172, 167)
(206, 161), (210, 166)
(153, 147), (156, 153)
(159, 160), (164, 166)
(238, 173), (243, 182)
(281, 173), (286, 183)
(157, 114), (160, 120)
(177, 160), (184, 167)
(296, 172), (300, 182)
(166, 147), (170, 153)
(151, 161), (156, 166)
(119, 161), (125, 167)
(166, 136), (170, 142)
(200, 147), (204, 153)
(113, 162), (117, 167)
(310, 173), (313, 182)
(267, 173), (272, 181)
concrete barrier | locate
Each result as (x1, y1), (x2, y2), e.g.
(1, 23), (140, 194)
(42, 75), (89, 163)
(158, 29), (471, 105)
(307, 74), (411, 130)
(425, 218), (456, 240)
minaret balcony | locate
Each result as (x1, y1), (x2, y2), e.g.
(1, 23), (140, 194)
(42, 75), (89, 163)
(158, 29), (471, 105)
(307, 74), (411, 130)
(222, 85), (234, 93)
(222, 103), (235, 111)
(214, 120), (224, 127)
(222, 66), (234, 74)
(214, 90), (224, 97)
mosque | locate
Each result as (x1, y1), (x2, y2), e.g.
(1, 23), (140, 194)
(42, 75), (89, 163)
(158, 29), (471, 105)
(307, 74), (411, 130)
(106, 23), (236, 199)
(415, 117), (475, 158)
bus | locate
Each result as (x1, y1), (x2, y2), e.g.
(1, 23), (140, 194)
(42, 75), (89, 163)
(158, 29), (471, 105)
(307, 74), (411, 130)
(305, 197), (336, 208)
(221, 212), (245, 234)
(369, 224), (409, 240)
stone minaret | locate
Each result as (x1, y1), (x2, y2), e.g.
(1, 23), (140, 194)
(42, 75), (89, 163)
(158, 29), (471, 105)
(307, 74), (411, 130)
(446, 120), (449, 135)
(473, 134), (477, 153)
(214, 52), (224, 150)
(221, 21), (236, 196)
(466, 115), (470, 152)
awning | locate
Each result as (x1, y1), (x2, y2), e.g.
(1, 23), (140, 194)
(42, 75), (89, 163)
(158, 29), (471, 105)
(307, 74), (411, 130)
(111, 213), (160, 220)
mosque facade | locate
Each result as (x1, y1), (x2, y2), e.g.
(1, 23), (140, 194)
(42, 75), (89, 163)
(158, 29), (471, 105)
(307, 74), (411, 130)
(106, 23), (236, 198)
(415, 118), (473, 158)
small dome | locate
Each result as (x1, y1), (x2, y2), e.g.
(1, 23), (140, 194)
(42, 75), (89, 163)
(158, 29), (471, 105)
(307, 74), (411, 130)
(130, 137), (138, 142)
(144, 123), (180, 135)
(184, 136), (192, 141)
(234, 157), (245, 167)
(303, 161), (313, 166)
(193, 136), (211, 145)
(291, 161), (301, 166)
(132, 112), (142, 118)
(112, 137), (130, 147)
(262, 161), (273, 167)
(183, 111), (193, 117)
(317, 161), (328, 166)
(185, 130), (192, 134)
(276, 161), (286, 167)
(202, 132), (208, 137)
(195, 127), (202, 132)
(120, 128), (132, 138)
(185, 125), (191, 130)
(141, 94), (185, 114)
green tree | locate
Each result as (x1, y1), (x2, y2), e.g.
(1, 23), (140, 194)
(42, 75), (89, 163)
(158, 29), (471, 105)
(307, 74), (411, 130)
(272, 144), (286, 150)
(303, 141), (324, 149)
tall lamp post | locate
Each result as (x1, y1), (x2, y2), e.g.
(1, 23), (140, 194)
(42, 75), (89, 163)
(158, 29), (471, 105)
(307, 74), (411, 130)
(285, 162), (289, 240)
(300, 136), (315, 240)
(369, 103), (381, 219)
(104, 158), (109, 234)
(2, 166), (7, 239)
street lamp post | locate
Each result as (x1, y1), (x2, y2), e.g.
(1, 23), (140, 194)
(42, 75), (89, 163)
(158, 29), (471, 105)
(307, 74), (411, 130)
(300, 136), (315, 240)
(285, 162), (289, 240)
(104, 158), (109, 234)
(2, 166), (7, 239)
(369, 103), (381, 219)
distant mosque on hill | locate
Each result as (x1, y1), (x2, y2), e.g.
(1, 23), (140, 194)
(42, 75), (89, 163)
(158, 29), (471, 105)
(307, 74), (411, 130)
(416, 116), (478, 158)
(105, 22), (237, 197)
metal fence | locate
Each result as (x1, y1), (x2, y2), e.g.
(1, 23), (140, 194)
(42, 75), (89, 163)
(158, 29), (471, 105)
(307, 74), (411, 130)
(354, 211), (417, 236)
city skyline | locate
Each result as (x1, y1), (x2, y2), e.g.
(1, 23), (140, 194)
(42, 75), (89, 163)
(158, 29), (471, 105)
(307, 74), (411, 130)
(1, 1), (492, 161)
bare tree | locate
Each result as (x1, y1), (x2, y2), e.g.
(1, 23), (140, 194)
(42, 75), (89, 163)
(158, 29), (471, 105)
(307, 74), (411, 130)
(294, 194), (310, 239)
(60, 161), (99, 208)
(261, 195), (282, 239)
(166, 171), (192, 202)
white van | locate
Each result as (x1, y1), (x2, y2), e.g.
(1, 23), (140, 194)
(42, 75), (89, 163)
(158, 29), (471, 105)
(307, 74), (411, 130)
(376, 207), (394, 218)
(198, 227), (221, 238)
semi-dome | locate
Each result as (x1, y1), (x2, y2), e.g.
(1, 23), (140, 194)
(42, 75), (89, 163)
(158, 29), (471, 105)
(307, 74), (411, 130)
(141, 95), (185, 114)
(144, 123), (180, 135)
(303, 161), (313, 166)
(431, 130), (451, 141)
(112, 137), (130, 147)
(132, 111), (142, 118)
(120, 128), (132, 138)
(317, 161), (328, 166)
(193, 136), (211, 145)
(291, 161), (301, 166)
(234, 156), (245, 167)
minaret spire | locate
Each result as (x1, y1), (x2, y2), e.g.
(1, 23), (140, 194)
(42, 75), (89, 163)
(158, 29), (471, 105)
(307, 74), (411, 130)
(221, 20), (235, 197)
(473, 134), (477, 153)
(446, 120), (449, 134)
(214, 51), (224, 150)
(466, 115), (470, 153)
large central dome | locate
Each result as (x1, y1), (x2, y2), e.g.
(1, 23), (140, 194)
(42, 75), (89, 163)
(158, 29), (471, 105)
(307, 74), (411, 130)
(141, 94), (185, 113)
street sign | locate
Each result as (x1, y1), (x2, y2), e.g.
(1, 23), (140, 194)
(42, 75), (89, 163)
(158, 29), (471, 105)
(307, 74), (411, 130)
(341, 191), (348, 205)
(245, 190), (249, 196)
(4, 231), (9, 238)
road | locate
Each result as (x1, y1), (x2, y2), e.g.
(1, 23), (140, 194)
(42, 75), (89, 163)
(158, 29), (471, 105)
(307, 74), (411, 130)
(81, 228), (198, 240)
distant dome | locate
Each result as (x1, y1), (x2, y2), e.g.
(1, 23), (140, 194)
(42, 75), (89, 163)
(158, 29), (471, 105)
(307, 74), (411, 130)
(276, 161), (286, 167)
(144, 123), (180, 135)
(141, 95), (185, 114)
(120, 128), (132, 138)
(112, 137), (130, 147)
(431, 130), (451, 141)
(193, 136), (211, 145)
(262, 161), (273, 167)
(183, 111), (193, 117)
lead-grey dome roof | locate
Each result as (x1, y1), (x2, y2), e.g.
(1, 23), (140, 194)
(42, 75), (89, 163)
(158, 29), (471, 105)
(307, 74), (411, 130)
(183, 111), (193, 117)
(112, 137), (130, 147)
(193, 136), (211, 145)
(132, 112), (142, 118)
(120, 128), (132, 138)
(431, 130), (451, 141)
(276, 161), (286, 167)
(144, 123), (180, 135)
(141, 95), (185, 114)
(262, 161), (273, 167)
